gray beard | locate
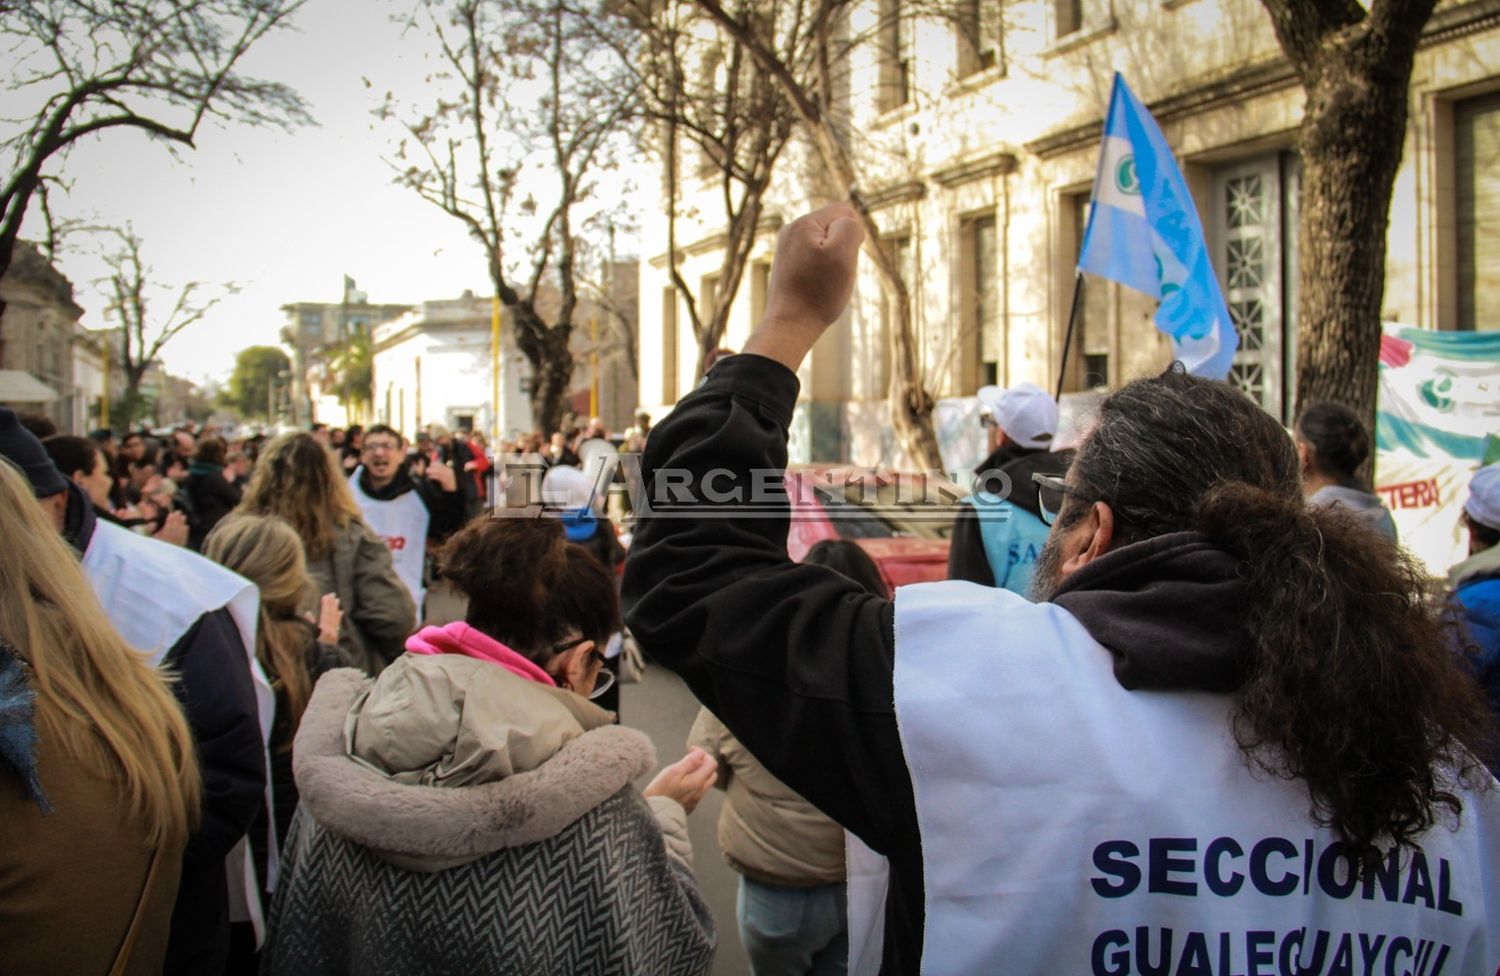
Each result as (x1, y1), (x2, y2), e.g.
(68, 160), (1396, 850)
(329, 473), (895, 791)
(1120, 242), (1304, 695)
(1028, 533), (1066, 603)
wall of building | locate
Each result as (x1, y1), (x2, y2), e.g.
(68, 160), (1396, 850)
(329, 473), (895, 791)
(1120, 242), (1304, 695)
(638, 0), (1500, 468)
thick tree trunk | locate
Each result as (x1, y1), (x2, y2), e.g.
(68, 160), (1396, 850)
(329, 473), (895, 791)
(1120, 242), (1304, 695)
(529, 325), (575, 435)
(1293, 43), (1413, 418)
(1260, 0), (1436, 425)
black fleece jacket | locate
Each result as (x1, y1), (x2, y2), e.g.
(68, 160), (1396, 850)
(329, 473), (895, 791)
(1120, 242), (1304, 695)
(622, 354), (1250, 974)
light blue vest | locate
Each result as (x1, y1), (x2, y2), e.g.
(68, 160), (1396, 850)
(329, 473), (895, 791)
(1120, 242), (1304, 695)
(965, 493), (1052, 596)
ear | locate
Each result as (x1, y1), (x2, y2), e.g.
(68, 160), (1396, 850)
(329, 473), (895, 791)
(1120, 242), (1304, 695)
(1059, 501), (1115, 576)
(41, 491), (68, 533)
(552, 640), (596, 692)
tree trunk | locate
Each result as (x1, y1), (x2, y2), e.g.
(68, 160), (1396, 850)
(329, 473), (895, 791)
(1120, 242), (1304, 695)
(1293, 43), (1413, 419)
(1260, 0), (1436, 426)
(529, 325), (575, 435)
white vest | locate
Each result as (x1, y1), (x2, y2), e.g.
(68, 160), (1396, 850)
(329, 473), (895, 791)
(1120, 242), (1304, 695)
(349, 467), (429, 612)
(852, 580), (1500, 974)
(81, 517), (277, 939)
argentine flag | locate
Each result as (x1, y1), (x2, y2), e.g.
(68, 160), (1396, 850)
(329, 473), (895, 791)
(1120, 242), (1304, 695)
(1078, 73), (1237, 379)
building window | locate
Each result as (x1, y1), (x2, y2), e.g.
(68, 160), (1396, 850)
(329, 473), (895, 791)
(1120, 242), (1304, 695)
(662, 287), (679, 403)
(1063, 193), (1109, 392)
(956, 0), (1001, 78)
(1456, 90), (1500, 332)
(877, 0), (911, 113)
(959, 212), (999, 393)
(1210, 152), (1300, 419)
(750, 261), (771, 326)
(875, 236), (912, 399)
(1055, 0), (1083, 37)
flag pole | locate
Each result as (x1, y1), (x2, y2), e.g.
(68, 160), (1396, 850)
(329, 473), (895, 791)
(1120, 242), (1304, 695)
(1055, 270), (1084, 400)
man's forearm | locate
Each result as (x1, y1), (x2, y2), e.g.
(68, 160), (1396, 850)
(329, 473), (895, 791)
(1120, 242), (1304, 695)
(621, 353), (913, 855)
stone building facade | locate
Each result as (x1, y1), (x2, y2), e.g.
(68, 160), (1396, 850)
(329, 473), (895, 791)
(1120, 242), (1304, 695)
(637, 0), (1500, 468)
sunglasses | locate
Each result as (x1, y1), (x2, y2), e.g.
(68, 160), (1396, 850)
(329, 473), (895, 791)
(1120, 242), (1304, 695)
(1032, 472), (1074, 527)
(550, 636), (615, 701)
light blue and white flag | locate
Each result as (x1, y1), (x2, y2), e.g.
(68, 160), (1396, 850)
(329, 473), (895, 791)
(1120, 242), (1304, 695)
(1077, 73), (1237, 379)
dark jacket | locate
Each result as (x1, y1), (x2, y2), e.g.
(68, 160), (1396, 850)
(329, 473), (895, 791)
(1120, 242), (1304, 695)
(1453, 566), (1500, 753)
(622, 354), (1254, 974)
(947, 445), (1074, 589)
(186, 464), (242, 551)
(68, 491), (267, 976)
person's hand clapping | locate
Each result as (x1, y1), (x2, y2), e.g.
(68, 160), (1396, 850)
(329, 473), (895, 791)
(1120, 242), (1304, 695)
(311, 593), (342, 645)
(643, 747), (718, 814)
(153, 510), (188, 547)
(744, 202), (865, 372)
(427, 460), (457, 492)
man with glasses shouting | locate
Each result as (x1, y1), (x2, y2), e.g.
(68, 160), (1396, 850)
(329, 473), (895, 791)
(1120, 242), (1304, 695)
(623, 204), (1500, 974)
(349, 424), (467, 615)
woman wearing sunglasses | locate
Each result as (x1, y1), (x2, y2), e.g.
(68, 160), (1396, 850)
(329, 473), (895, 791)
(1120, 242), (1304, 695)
(261, 516), (718, 976)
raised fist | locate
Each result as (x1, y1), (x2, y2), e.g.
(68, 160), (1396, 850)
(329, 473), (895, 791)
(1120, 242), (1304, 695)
(764, 202), (864, 331)
(745, 203), (865, 372)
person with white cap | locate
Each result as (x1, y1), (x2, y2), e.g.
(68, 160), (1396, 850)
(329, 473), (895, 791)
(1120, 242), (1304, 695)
(1450, 462), (1500, 741)
(946, 382), (1073, 595)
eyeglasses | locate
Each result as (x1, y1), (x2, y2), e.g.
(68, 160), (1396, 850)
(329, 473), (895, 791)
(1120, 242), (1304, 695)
(978, 413), (997, 429)
(1032, 472), (1072, 527)
(550, 636), (615, 701)
(363, 440), (401, 454)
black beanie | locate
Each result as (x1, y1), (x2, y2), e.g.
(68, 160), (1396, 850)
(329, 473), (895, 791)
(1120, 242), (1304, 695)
(0, 407), (69, 498)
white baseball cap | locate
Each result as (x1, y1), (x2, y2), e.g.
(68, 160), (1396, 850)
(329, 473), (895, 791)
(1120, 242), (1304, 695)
(977, 382), (1059, 450)
(1465, 462), (1500, 532)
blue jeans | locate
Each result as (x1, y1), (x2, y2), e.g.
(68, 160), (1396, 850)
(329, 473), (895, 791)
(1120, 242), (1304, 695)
(737, 876), (848, 976)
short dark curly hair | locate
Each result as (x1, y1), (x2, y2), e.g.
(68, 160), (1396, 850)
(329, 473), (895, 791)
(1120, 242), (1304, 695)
(439, 517), (619, 663)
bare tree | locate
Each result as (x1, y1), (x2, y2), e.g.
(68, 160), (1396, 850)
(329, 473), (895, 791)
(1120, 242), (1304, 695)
(604, 1), (795, 380)
(96, 226), (237, 428)
(0, 0), (310, 316)
(687, 0), (945, 469)
(389, 0), (636, 435)
(1259, 0), (1437, 420)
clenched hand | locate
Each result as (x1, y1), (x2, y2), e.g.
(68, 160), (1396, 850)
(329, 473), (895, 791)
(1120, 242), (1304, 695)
(744, 203), (865, 372)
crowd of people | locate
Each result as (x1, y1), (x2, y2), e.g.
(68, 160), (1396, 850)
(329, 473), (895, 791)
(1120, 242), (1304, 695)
(3, 203), (1500, 976)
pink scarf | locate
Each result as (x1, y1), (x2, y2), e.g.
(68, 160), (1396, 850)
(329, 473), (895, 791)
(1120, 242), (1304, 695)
(404, 621), (555, 686)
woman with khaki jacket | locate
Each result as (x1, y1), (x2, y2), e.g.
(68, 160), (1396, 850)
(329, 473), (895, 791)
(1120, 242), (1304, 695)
(237, 432), (415, 675)
(690, 540), (890, 976)
(0, 459), (201, 976)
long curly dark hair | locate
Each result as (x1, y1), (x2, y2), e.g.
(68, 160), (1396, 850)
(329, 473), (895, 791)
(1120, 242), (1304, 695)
(1060, 366), (1495, 864)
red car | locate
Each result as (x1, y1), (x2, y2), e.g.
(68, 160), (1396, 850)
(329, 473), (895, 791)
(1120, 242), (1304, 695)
(784, 465), (962, 591)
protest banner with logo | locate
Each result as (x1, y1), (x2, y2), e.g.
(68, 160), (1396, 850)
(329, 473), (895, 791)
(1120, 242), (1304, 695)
(1375, 324), (1500, 577)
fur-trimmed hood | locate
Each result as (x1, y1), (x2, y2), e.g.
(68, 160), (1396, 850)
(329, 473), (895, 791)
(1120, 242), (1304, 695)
(293, 664), (657, 872)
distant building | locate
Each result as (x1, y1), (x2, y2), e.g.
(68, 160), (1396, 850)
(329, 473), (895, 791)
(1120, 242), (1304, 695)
(370, 276), (641, 442)
(280, 277), (412, 427)
(372, 292), (531, 440)
(0, 241), (102, 432)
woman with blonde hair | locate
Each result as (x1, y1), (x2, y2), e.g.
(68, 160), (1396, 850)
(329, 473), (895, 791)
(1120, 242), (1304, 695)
(203, 514), (347, 851)
(0, 459), (201, 976)
(237, 431), (415, 675)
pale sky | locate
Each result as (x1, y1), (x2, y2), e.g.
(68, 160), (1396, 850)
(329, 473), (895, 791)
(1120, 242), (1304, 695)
(27, 0), (612, 386)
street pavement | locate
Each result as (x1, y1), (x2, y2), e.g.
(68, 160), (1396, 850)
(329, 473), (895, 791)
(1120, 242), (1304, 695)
(623, 664), (750, 976)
